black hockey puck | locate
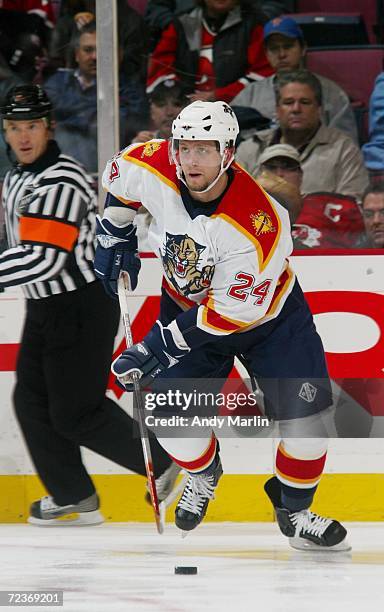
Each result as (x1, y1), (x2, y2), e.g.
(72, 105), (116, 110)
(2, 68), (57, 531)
(174, 566), (198, 575)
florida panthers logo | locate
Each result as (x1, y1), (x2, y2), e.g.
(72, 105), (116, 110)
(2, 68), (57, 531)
(141, 142), (161, 158)
(162, 233), (214, 296)
(251, 210), (276, 235)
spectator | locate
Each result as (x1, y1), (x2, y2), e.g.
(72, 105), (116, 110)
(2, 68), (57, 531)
(146, 0), (273, 104)
(44, 21), (148, 173)
(359, 183), (384, 248)
(48, 1), (94, 68)
(362, 73), (384, 177)
(232, 16), (358, 142)
(131, 80), (189, 143)
(254, 142), (366, 248)
(145, 0), (294, 50)
(0, 84), (178, 525)
(256, 143), (303, 223)
(236, 70), (369, 200)
(49, 0), (147, 78)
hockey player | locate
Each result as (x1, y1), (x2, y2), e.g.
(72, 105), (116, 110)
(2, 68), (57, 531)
(94, 100), (349, 550)
(0, 85), (180, 525)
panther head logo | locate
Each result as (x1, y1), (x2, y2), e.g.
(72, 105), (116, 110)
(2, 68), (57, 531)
(162, 233), (214, 295)
(164, 233), (204, 278)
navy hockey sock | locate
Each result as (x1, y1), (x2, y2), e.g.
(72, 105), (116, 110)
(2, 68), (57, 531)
(281, 482), (317, 512)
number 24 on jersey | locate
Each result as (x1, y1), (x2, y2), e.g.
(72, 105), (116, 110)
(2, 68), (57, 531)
(228, 273), (272, 305)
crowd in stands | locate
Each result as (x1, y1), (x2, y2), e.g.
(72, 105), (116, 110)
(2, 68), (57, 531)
(232, 16), (358, 141)
(1, 0), (384, 250)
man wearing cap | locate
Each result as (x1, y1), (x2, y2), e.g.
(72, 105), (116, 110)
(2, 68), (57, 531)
(257, 143), (366, 248)
(292, 193), (366, 249)
(232, 15), (358, 142)
(257, 143), (303, 223)
(236, 69), (368, 201)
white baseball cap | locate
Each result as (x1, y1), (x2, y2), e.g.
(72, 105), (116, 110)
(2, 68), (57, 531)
(259, 144), (301, 166)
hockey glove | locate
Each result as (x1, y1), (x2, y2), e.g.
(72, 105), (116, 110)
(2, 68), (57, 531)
(94, 215), (141, 299)
(111, 320), (190, 391)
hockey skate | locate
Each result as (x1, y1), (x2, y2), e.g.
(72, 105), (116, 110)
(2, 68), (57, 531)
(28, 493), (104, 526)
(264, 476), (351, 551)
(175, 456), (223, 532)
(145, 461), (187, 506)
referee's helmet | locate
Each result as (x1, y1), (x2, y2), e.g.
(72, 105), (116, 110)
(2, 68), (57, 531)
(0, 85), (53, 122)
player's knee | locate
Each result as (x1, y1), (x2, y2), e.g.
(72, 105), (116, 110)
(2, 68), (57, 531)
(278, 407), (332, 439)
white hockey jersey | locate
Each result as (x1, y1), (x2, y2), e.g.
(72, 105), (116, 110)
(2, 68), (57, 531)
(102, 140), (295, 344)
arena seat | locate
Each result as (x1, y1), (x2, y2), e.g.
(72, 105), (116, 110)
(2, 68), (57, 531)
(295, 0), (378, 44)
(288, 12), (369, 47)
(306, 46), (384, 106)
(306, 45), (384, 143)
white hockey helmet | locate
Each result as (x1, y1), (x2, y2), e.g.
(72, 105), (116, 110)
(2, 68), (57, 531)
(170, 100), (239, 192)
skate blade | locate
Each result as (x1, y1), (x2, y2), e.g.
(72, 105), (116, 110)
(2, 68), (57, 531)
(289, 536), (352, 552)
(28, 510), (104, 527)
(181, 530), (189, 539)
(158, 501), (166, 532)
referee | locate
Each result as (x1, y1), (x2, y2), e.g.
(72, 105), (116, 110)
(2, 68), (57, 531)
(0, 85), (177, 525)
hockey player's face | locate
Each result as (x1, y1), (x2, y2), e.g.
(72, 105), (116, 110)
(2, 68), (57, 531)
(178, 140), (222, 193)
(4, 119), (51, 165)
(265, 35), (305, 72)
(362, 192), (384, 248)
(276, 83), (321, 132)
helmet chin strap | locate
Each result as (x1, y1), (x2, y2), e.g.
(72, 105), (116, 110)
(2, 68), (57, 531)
(175, 151), (234, 195)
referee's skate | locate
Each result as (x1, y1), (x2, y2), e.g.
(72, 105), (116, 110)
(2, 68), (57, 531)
(28, 493), (103, 526)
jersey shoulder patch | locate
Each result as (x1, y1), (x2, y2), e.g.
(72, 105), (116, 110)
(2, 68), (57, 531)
(122, 140), (179, 192)
(213, 163), (282, 271)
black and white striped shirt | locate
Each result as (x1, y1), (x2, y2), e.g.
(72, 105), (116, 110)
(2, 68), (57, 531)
(0, 141), (97, 299)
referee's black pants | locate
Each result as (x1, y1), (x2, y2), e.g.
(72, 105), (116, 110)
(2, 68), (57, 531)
(13, 281), (171, 506)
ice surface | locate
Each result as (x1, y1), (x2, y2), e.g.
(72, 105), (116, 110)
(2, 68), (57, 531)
(0, 522), (383, 611)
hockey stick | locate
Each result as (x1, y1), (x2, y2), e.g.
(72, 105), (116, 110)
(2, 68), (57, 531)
(117, 272), (164, 534)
